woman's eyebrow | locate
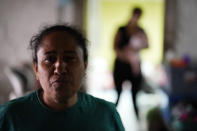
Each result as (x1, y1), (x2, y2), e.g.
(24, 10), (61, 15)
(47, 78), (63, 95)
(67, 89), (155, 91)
(44, 51), (56, 55)
(44, 50), (76, 55)
(63, 51), (76, 54)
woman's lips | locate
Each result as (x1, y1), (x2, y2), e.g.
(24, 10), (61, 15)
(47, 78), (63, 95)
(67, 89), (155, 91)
(53, 79), (66, 85)
(52, 78), (70, 87)
(50, 76), (70, 88)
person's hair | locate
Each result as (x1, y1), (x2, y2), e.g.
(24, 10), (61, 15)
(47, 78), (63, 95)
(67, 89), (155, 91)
(133, 7), (142, 16)
(29, 24), (88, 64)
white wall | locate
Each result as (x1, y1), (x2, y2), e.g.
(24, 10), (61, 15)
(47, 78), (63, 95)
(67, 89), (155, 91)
(0, 0), (84, 66)
(0, 0), (58, 65)
(0, 0), (84, 104)
(174, 0), (197, 60)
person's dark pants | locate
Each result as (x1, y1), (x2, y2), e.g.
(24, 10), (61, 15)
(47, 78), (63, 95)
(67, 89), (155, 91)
(113, 58), (142, 119)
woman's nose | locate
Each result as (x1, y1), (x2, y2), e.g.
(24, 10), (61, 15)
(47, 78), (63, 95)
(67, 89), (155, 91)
(54, 59), (66, 75)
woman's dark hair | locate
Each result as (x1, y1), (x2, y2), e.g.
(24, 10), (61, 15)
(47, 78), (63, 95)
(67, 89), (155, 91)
(133, 7), (142, 16)
(29, 24), (88, 64)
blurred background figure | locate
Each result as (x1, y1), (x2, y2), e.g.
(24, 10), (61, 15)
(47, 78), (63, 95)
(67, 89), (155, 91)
(113, 7), (148, 119)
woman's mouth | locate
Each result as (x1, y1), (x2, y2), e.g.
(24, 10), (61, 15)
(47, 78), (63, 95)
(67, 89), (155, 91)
(52, 79), (67, 86)
(51, 78), (70, 88)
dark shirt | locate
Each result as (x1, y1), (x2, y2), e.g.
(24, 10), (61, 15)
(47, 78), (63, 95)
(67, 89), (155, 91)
(0, 90), (125, 131)
(117, 26), (145, 49)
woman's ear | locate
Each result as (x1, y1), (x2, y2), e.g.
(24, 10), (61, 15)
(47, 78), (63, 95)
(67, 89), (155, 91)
(32, 62), (38, 80)
(84, 62), (88, 70)
(84, 61), (88, 72)
(83, 62), (88, 76)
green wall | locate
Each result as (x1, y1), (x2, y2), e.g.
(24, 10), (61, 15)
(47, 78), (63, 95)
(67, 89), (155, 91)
(96, 0), (165, 70)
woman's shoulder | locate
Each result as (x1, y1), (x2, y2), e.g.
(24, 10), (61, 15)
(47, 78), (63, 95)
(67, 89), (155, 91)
(79, 92), (116, 112)
(78, 92), (125, 130)
(0, 91), (36, 116)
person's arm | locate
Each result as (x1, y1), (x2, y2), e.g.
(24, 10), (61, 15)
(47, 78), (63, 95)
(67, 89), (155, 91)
(128, 30), (148, 51)
(113, 29), (128, 61)
(140, 30), (148, 49)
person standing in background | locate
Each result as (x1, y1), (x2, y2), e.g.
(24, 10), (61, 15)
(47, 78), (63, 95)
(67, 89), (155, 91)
(113, 7), (148, 119)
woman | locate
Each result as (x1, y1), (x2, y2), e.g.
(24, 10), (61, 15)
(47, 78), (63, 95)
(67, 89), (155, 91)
(0, 25), (125, 131)
(113, 7), (148, 119)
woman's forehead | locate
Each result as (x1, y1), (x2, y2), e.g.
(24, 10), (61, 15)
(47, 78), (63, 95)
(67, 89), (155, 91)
(37, 43), (83, 59)
(43, 31), (77, 43)
(35, 31), (82, 55)
(41, 31), (78, 47)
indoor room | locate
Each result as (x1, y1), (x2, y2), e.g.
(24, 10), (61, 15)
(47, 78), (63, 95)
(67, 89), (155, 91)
(0, 0), (197, 131)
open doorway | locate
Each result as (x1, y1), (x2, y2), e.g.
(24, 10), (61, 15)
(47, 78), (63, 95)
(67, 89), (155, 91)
(85, 0), (165, 130)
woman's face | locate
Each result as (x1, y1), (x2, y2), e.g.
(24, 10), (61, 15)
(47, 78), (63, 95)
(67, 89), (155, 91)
(33, 31), (87, 104)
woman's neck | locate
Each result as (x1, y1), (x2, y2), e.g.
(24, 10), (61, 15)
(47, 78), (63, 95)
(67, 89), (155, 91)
(40, 90), (78, 111)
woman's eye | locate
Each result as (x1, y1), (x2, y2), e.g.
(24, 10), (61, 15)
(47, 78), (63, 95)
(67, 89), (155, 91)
(64, 56), (77, 62)
(44, 56), (56, 64)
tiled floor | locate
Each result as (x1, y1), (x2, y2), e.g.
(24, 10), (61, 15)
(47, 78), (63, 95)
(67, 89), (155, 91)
(87, 84), (168, 131)
(87, 86), (138, 131)
(86, 59), (169, 131)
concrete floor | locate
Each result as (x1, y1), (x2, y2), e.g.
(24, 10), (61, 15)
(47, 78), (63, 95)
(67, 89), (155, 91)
(87, 83), (168, 131)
